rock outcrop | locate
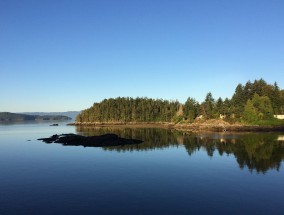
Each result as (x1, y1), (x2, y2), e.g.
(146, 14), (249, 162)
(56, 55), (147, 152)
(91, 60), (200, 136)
(38, 133), (143, 147)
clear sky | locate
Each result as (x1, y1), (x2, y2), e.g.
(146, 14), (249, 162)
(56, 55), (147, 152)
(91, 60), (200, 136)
(1, 0), (283, 112)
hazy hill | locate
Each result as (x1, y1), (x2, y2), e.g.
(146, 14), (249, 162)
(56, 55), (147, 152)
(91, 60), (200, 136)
(19, 111), (81, 120)
(0, 112), (72, 122)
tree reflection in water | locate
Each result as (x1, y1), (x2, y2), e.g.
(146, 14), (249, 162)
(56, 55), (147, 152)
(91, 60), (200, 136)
(76, 127), (284, 173)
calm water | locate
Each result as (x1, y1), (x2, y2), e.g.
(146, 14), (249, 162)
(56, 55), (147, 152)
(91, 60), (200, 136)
(0, 122), (284, 215)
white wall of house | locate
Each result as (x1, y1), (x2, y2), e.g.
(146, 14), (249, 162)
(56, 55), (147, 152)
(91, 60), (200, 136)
(274, 115), (284, 120)
(196, 115), (203, 120)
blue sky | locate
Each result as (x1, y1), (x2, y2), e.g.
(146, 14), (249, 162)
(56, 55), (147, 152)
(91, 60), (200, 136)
(1, 0), (283, 112)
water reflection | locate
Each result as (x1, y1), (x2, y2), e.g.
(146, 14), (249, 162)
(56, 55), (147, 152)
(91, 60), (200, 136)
(76, 127), (180, 151)
(183, 133), (284, 173)
(76, 127), (284, 173)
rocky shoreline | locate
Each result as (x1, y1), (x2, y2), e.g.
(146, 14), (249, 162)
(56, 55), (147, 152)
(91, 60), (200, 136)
(174, 124), (284, 132)
(69, 121), (284, 132)
(68, 121), (175, 128)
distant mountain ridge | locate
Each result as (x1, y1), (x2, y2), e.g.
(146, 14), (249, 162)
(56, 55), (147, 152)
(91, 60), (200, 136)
(19, 111), (81, 120)
(0, 112), (72, 122)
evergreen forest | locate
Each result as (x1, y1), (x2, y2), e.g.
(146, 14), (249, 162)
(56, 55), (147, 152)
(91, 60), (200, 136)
(76, 79), (284, 125)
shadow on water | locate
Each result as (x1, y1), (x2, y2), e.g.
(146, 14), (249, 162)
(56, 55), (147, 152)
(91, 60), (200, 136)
(76, 127), (284, 173)
(76, 127), (181, 151)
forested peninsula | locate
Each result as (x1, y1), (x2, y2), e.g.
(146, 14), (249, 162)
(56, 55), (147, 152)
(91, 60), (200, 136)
(75, 79), (284, 131)
(0, 112), (71, 122)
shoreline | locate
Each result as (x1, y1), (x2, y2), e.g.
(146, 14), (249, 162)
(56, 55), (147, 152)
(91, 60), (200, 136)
(68, 122), (284, 132)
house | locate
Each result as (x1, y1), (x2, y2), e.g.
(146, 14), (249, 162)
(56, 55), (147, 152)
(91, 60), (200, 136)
(196, 115), (203, 120)
(220, 114), (226, 119)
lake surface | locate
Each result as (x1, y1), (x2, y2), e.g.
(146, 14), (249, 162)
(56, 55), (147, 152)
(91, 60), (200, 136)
(0, 122), (284, 215)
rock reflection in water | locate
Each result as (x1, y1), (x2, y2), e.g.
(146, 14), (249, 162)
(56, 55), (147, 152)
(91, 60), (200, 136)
(76, 127), (284, 173)
(76, 127), (180, 151)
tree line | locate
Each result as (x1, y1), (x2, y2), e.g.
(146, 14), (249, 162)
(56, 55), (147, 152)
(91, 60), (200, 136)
(76, 79), (284, 124)
(76, 97), (181, 123)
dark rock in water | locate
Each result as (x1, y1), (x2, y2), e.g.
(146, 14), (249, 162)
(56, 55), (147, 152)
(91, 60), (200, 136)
(50, 124), (59, 126)
(38, 133), (143, 147)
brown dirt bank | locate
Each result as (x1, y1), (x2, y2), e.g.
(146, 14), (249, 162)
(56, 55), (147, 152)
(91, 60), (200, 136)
(69, 121), (284, 132)
(174, 124), (284, 132)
